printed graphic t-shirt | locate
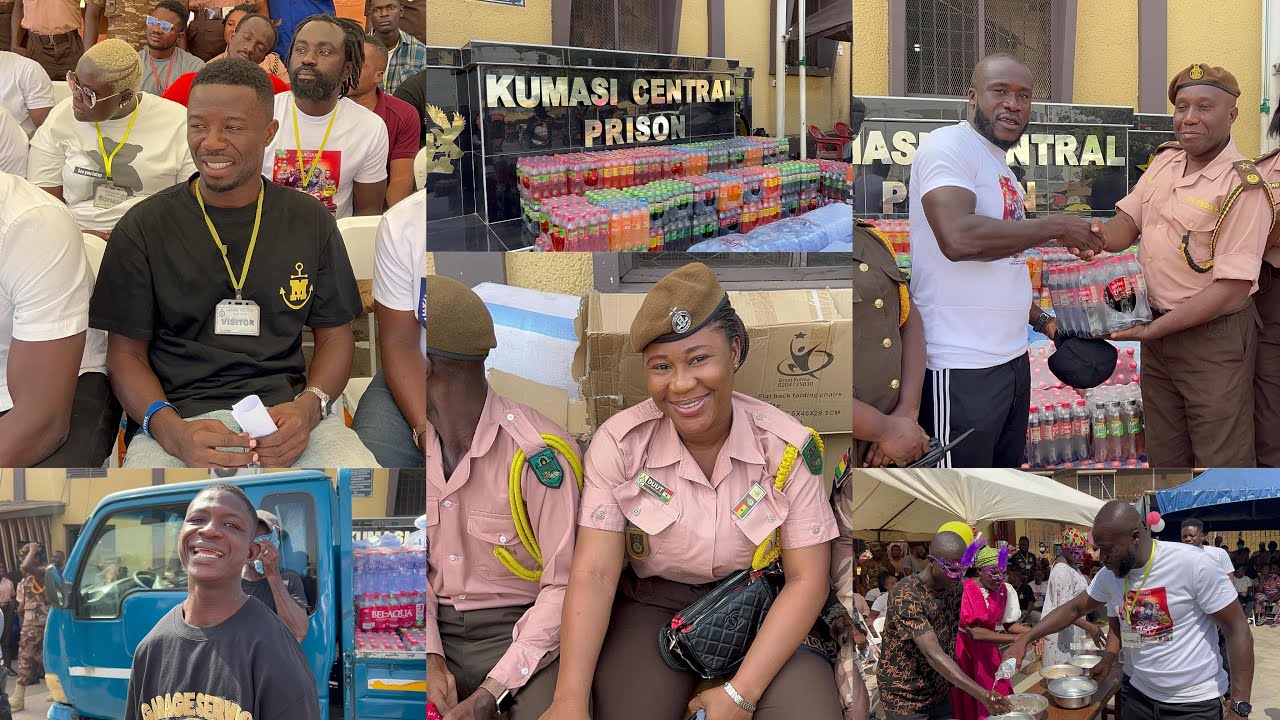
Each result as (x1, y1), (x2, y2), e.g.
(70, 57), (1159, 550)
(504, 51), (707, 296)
(1087, 539), (1237, 703)
(875, 572), (962, 714)
(27, 95), (196, 232)
(124, 597), (321, 720)
(262, 93), (389, 219)
(908, 121), (1032, 370)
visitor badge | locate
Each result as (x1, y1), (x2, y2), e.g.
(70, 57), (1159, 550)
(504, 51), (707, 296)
(214, 299), (260, 336)
(1120, 626), (1143, 649)
(92, 183), (128, 209)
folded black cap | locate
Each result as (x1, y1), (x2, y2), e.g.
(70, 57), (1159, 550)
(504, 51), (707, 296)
(1049, 335), (1118, 389)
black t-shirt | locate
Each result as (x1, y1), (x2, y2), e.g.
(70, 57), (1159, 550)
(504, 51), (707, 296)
(124, 596), (321, 720)
(392, 70), (426, 146)
(242, 570), (310, 613)
(90, 176), (362, 419)
(1014, 581), (1036, 615)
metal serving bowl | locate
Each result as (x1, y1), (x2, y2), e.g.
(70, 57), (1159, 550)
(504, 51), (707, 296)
(988, 713), (1036, 720)
(1069, 653), (1104, 670)
(1048, 676), (1099, 709)
(1038, 663), (1084, 688)
(1006, 693), (1049, 720)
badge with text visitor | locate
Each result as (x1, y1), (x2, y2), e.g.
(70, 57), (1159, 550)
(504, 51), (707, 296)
(273, 149), (341, 213)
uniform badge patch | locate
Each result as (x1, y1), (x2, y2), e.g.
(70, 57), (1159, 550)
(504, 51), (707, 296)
(625, 523), (650, 560)
(671, 309), (692, 334)
(528, 449), (564, 488)
(802, 436), (823, 475)
(733, 482), (767, 519)
(635, 471), (673, 504)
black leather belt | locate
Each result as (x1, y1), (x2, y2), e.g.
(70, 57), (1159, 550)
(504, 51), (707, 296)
(31, 30), (76, 44)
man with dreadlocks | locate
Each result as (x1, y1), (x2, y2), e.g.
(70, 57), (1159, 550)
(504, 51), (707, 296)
(952, 541), (1034, 720)
(262, 13), (388, 218)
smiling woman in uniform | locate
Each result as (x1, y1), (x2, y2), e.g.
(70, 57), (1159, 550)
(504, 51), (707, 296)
(539, 263), (843, 720)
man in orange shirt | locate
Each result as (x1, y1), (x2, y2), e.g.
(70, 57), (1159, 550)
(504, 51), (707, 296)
(1088, 64), (1273, 468)
(422, 275), (580, 720)
(1253, 117), (1280, 468)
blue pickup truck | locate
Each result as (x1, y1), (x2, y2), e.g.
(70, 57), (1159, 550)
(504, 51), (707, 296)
(41, 470), (426, 720)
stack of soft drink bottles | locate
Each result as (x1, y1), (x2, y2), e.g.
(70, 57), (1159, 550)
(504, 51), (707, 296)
(818, 160), (853, 203)
(532, 196), (612, 252)
(862, 218), (911, 256)
(354, 545), (427, 635)
(1045, 253), (1152, 338)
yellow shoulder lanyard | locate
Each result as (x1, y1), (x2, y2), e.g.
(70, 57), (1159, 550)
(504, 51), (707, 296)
(498, 434), (585, 583)
(291, 98), (340, 188)
(194, 179), (264, 300)
(95, 96), (142, 183)
(752, 428), (823, 570)
(1123, 540), (1158, 625)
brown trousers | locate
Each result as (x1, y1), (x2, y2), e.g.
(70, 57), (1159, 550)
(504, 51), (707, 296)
(592, 571), (843, 720)
(26, 31), (82, 81)
(186, 11), (227, 62)
(1141, 303), (1259, 467)
(436, 604), (558, 720)
(1256, 263), (1280, 468)
(0, 3), (12, 51)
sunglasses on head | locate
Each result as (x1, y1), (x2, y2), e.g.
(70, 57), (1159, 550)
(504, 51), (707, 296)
(146, 15), (176, 32)
(929, 555), (967, 579)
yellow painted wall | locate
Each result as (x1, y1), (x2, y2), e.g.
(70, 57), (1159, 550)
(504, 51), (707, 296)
(1072, 0), (1137, 108)
(676, 1), (709, 57)
(504, 252), (593, 294)
(851, 0), (889, 95)
(1167, 1), (1262, 157)
(425, 0), (552, 46)
(426, 252), (435, 275)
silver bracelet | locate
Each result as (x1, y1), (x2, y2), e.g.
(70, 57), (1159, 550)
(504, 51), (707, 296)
(722, 682), (756, 713)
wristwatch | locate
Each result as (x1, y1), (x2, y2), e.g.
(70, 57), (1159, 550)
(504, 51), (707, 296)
(722, 682), (756, 713)
(479, 677), (512, 715)
(296, 386), (333, 416)
(1032, 312), (1055, 336)
(1231, 701), (1252, 717)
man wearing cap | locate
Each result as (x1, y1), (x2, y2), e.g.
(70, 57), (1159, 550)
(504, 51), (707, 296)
(854, 220), (931, 468)
(1088, 64), (1274, 467)
(241, 509), (309, 642)
(422, 275), (580, 720)
(910, 54), (1104, 468)
(1251, 115), (1280, 468)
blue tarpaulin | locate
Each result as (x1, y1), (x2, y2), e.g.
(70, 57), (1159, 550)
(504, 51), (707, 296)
(1154, 469), (1280, 515)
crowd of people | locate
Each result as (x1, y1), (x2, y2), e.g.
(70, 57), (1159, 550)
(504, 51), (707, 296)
(0, 0), (429, 469)
(853, 53), (1280, 470)
(849, 511), (1268, 720)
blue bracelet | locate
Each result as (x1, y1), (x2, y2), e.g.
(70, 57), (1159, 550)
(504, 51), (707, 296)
(142, 401), (179, 438)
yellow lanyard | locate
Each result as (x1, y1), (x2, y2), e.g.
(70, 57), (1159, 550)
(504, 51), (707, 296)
(1123, 540), (1158, 625)
(95, 96), (141, 183)
(194, 179), (264, 300)
(291, 98), (339, 188)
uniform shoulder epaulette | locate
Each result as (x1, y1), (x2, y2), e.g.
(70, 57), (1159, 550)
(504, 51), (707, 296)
(742, 397), (824, 475)
(1154, 140), (1184, 155)
(1255, 147), (1280, 164)
(1231, 159), (1266, 190)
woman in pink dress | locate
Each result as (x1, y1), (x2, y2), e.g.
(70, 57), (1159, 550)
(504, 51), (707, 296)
(952, 542), (1035, 720)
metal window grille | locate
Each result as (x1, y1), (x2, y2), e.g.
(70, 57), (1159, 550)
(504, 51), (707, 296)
(906, 0), (1053, 99)
(1075, 474), (1116, 501)
(570, 0), (660, 52)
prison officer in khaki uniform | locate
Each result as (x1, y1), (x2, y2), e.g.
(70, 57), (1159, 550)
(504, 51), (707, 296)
(540, 262), (842, 720)
(853, 221), (930, 468)
(422, 275), (580, 720)
(1251, 135), (1280, 467)
(1089, 64), (1274, 467)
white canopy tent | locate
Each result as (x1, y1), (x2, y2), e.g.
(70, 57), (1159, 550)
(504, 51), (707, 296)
(852, 468), (1107, 541)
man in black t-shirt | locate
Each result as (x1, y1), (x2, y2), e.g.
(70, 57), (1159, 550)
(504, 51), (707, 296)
(124, 482), (321, 720)
(241, 509), (309, 641)
(392, 67), (426, 146)
(89, 58), (378, 469)
(1009, 568), (1038, 624)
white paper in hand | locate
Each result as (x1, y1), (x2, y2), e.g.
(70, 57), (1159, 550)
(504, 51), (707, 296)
(232, 395), (279, 438)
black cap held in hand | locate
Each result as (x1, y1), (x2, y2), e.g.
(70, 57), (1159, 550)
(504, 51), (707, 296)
(1048, 335), (1118, 389)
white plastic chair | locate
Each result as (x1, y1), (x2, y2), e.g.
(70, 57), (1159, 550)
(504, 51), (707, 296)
(82, 232), (106, 276)
(336, 215), (381, 374)
(342, 376), (373, 416)
(413, 146), (427, 190)
(51, 80), (72, 106)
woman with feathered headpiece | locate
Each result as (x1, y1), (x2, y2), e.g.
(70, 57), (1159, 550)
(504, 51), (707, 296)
(1041, 528), (1106, 667)
(951, 540), (1037, 720)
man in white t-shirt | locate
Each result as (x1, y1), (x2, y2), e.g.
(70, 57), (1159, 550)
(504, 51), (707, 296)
(0, 170), (118, 467)
(0, 109), (28, 176)
(27, 39), (196, 237)
(909, 54), (1105, 467)
(262, 15), (388, 218)
(352, 188), (425, 468)
(1005, 501), (1254, 720)
(1182, 518), (1236, 578)
(0, 50), (55, 136)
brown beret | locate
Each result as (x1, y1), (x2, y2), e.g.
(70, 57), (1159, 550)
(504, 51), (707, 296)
(424, 275), (496, 361)
(1168, 64), (1240, 105)
(629, 262), (730, 352)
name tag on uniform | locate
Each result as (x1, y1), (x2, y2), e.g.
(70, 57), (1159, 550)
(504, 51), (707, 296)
(92, 183), (128, 209)
(635, 472), (673, 504)
(215, 299), (260, 336)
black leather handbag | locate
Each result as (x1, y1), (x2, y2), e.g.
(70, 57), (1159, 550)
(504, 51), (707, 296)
(657, 563), (784, 679)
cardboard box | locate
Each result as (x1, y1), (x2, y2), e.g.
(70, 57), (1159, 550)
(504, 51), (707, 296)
(584, 287), (852, 435)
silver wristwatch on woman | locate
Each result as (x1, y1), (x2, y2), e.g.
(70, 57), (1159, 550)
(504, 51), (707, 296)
(722, 681), (756, 713)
